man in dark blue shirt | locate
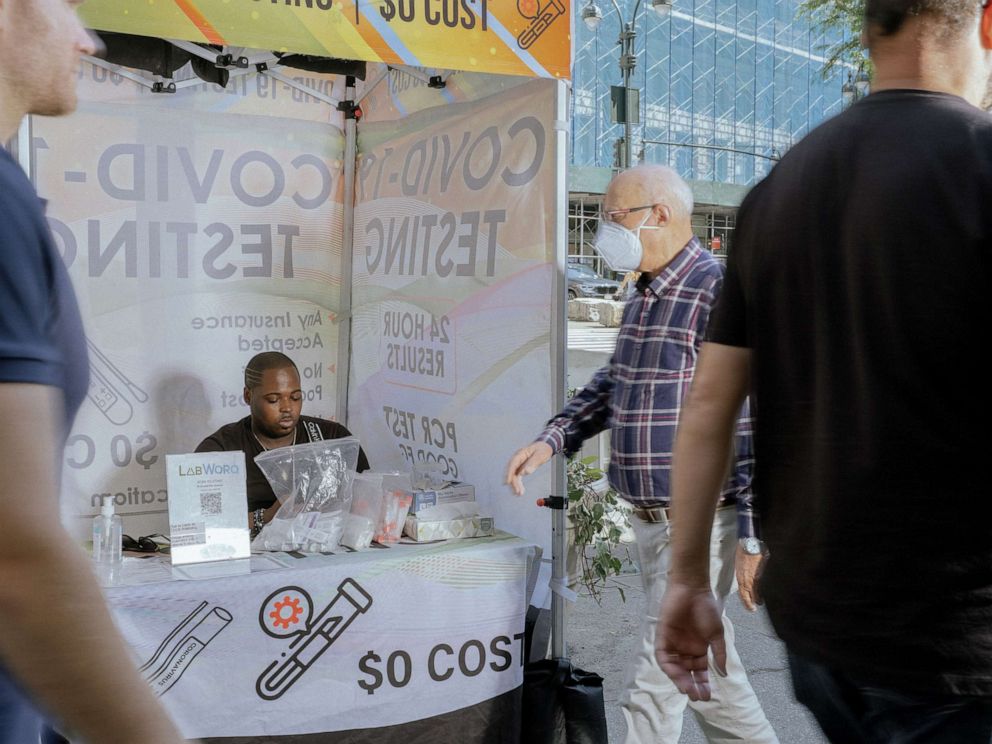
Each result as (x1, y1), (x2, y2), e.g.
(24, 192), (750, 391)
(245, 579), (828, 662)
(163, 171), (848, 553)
(0, 1), (183, 741)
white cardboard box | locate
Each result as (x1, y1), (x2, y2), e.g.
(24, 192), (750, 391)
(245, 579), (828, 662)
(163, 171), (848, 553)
(409, 482), (476, 514)
(403, 515), (494, 542)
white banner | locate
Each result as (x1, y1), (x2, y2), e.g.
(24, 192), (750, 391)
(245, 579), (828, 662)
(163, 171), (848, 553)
(108, 535), (536, 737)
(33, 64), (347, 539)
(349, 71), (558, 555)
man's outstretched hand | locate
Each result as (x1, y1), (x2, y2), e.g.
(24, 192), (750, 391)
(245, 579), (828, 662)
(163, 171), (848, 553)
(504, 441), (553, 496)
(654, 581), (727, 702)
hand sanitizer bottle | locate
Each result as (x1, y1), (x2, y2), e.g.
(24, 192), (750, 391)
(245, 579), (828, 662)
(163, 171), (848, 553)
(92, 496), (122, 586)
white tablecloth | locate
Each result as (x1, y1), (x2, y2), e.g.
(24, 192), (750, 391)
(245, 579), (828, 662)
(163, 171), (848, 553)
(107, 532), (539, 740)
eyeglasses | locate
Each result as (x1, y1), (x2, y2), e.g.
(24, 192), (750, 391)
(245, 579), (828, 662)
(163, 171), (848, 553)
(122, 533), (171, 553)
(600, 204), (656, 223)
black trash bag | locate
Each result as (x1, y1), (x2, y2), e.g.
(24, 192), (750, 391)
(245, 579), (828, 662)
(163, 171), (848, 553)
(522, 658), (608, 744)
(562, 667), (610, 744)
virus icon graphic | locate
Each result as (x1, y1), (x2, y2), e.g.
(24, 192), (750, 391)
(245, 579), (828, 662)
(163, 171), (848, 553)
(269, 596), (304, 630)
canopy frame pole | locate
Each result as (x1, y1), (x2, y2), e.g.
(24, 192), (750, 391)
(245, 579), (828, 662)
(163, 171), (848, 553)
(260, 67), (341, 108)
(356, 67), (390, 106)
(84, 56), (176, 93)
(550, 78), (570, 660)
(166, 39), (249, 68)
(387, 66), (453, 89)
(335, 76), (359, 426)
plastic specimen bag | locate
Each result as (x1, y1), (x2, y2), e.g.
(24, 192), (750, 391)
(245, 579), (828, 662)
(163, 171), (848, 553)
(340, 472), (384, 550)
(374, 472), (413, 543)
(340, 471), (413, 548)
(253, 437), (359, 553)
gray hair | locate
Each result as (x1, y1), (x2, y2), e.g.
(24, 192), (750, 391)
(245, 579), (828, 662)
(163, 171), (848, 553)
(657, 167), (695, 219)
(622, 164), (695, 219)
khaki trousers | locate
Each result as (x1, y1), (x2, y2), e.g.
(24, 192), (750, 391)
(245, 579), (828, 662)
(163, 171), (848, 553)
(620, 506), (778, 744)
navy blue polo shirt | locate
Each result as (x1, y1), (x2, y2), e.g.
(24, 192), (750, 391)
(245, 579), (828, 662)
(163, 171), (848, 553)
(0, 145), (89, 740)
(0, 146), (88, 431)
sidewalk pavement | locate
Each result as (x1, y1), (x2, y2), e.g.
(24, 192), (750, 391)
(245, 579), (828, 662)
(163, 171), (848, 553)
(566, 319), (619, 355)
(566, 571), (827, 743)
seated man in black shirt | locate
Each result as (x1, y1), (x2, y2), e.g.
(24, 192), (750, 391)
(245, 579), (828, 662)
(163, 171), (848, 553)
(196, 352), (370, 536)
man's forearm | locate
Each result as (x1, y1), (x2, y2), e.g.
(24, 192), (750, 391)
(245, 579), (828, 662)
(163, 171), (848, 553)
(0, 385), (182, 742)
(668, 344), (752, 587)
(540, 363), (616, 454)
(668, 406), (737, 586)
(0, 542), (184, 742)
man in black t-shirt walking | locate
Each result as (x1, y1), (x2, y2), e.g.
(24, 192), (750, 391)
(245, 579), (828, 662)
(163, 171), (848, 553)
(196, 352), (370, 537)
(655, 0), (992, 741)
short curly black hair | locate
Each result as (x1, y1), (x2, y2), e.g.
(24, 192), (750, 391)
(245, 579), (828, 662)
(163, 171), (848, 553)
(865, 0), (982, 38)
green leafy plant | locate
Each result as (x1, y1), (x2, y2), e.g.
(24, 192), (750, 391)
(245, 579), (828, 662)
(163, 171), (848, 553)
(567, 454), (633, 604)
(798, 0), (869, 78)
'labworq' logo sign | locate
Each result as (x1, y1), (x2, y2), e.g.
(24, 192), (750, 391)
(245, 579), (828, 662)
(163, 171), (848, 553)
(177, 462), (241, 477)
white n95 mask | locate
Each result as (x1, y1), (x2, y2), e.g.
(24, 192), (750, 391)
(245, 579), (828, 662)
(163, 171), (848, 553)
(593, 211), (657, 273)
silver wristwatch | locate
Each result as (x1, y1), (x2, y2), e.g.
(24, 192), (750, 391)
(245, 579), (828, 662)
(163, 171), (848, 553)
(251, 508), (265, 539)
(739, 536), (763, 556)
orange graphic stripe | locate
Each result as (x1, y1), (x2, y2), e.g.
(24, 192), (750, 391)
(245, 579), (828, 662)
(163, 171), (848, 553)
(345, 0), (404, 65)
(173, 0), (226, 45)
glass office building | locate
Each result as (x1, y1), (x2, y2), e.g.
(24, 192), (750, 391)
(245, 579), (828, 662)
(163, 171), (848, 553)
(569, 0), (849, 266)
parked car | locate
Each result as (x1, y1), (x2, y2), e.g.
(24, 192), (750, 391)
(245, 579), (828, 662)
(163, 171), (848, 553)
(567, 263), (621, 300)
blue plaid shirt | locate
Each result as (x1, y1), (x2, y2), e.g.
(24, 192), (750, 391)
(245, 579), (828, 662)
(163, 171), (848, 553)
(539, 237), (758, 538)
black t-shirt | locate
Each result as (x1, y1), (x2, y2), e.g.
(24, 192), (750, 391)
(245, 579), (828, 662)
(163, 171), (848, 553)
(708, 90), (992, 695)
(0, 147), (89, 433)
(195, 416), (371, 512)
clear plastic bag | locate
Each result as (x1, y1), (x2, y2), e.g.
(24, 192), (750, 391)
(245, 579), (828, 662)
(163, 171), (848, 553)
(342, 473), (386, 550)
(412, 462), (447, 490)
(252, 437), (359, 553)
(375, 472), (413, 544)
(341, 471), (413, 547)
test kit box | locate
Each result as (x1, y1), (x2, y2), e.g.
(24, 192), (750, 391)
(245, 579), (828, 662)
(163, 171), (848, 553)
(409, 482), (475, 514)
(404, 515), (494, 542)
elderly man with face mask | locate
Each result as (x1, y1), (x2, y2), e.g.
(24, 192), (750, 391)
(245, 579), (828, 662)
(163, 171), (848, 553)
(505, 165), (776, 744)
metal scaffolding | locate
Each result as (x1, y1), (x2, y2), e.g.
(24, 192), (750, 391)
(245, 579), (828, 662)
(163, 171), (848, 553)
(568, 196), (738, 273)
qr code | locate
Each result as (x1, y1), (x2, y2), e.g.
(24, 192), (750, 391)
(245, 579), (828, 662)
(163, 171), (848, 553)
(200, 492), (222, 517)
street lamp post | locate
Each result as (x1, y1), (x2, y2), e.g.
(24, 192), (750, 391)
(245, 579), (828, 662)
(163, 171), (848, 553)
(842, 66), (870, 107)
(582, 0), (673, 170)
